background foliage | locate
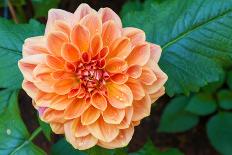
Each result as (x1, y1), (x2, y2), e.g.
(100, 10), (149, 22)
(0, 0), (232, 154)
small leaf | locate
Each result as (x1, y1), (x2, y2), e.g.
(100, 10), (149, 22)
(185, 93), (217, 116)
(32, 0), (60, 18)
(129, 140), (183, 155)
(217, 90), (232, 110)
(227, 70), (232, 90)
(158, 96), (199, 133)
(207, 112), (232, 155)
(0, 90), (46, 155)
(38, 117), (52, 141)
(0, 18), (45, 89)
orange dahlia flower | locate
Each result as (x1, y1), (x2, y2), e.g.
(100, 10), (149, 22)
(18, 4), (167, 150)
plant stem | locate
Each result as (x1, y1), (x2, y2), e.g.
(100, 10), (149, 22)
(10, 127), (42, 155)
(7, 0), (19, 23)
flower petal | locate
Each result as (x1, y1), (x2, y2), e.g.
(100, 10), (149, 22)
(53, 78), (76, 95)
(139, 67), (157, 85)
(64, 98), (90, 119)
(91, 92), (107, 111)
(22, 80), (39, 98)
(50, 123), (64, 134)
(106, 82), (133, 109)
(117, 106), (133, 129)
(126, 78), (145, 100)
(72, 118), (90, 137)
(90, 33), (103, 57)
(102, 105), (125, 124)
(54, 20), (71, 36)
(46, 55), (65, 70)
(47, 31), (69, 56)
(102, 20), (121, 46)
(98, 7), (122, 27)
(126, 65), (142, 79)
(150, 87), (165, 103)
(105, 58), (128, 73)
(122, 27), (145, 46)
(61, 43), (81, 62)
(71, 24), (90, 52)
(87, 117), (119, 142)
(41, 108), (65, 123)
(74, 3), (95, 21)
(81, 106), (101, 125)
(126, 43), (150, 66)
(132, 94), (151, 121)
(110, 73), (128, 85)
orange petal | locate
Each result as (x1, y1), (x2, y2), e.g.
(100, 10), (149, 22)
(41, 108), (65, 123)
(91, 92), (107, 111)
(126, 65), (142, 79)
(98, 126), (134, 149)
(33, 64), (54, 78)
(74, 3), (95, 21)
(90, 34), (103, 57)
(61, 43), (81, 62)
(126, 79), (145, 100)
(117, 106), (133, 129)
(132, 94), (151, 121)
(126, 43), (150, 66)
(53, 78), (76, 95)
(72, 118), (90, 137)
(54, 20), (71, 36)
(102, 20), (121, 46)
(109, 37), (132, 59)
(110, 73), (128, 84)
(50, 123), (64, 134)
(139, 67), (157, 85)
(64, 99), (90, 119)
(23, 36), (48, 57)
(150, 43), (162, 63)
(18, 62), (36, 82)
(150, 87), (165, 103)
(19, 54), (46, 65)
(81, 106), (101, 125)
(98, 7), (122, 27)
(71, 24), (90, 52)
(45, 9), (75, 34)
(87, 117), (119, 142)
(46, 55), (64, 70)
(49, 95), (74, 110)
(106, 82), (133, 109)
(47, 31), (69, 56)
(64, 121), (98, 150)
(122, 27), (145, 46)
(35, 92), (56, 107)
(106, 58), (128, 73)
(22, 80), (39, 98)
(102, 105), (125, 124)
(80, 13), (102, 37)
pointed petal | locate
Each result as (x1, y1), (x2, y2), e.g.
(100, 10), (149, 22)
(139, 67), (157, 85)
(41, 108), (65, 123)
(74, 3), (95, 21)
(54, 20), (71, 36)
(47, 31), (69, 56)
(106, 82), (133, 109)
(50, 123), (64, 134)
(117, 106), (133, 129)
(87, 117), (119, 142)
(81, 106), (101, 125)
(126, 79), (145, 100)
(91, 92), (107, 111)
(46, 55), (65, 70)
(71, 24), (90, 52)
(102, 20), (121, 46)
(106, 58), (128, 73)
(90, 33), (103, 57)
(98, 7), (122, 27)
(122, 27), (145, 46)
(102, 105), (125, 124)
(110, 73), (128, 85)
(126, 65), (142, 79)
(150, 43), (162, 63)
(64, 99), (90, 119)
(22, 80), (39, 98)
(61, 43), (81, 62)
(72, 118), (90, 137)
(18, 62), (36, 82)
(49, 95), (74, 110)
(132, 94), (151, 121)
(53, 78), (76, 95)
(150, 87), (165, 103)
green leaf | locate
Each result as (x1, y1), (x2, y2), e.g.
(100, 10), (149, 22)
(226, 70), (232, 90)
(0, 18), (45, 89)
(122, 0), (232, 96)
(129, 140), (183, 155)
(120, 0), (143, 17)
(0, 90), (46, 155)
(217, 90), (232, 110)
(51, 138), (85, 155)
(38, 117), (52, 141)
(158, 96), (199, 133)
(207, 112), (232, 155)
(32, 0), (60, 18)
(185, 93), (217, 116)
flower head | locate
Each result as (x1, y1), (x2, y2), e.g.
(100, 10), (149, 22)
(18, 4), (167, 150)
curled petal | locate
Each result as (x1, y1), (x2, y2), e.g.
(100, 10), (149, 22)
(98, 126), (134, 149)
(61, 43), (81, 62)
(132, 94), (151, 121)
(90, 34), (103, 57)
(150, 87), (165, 103)
(98, 7), (122, 28)
(139, 67), (157, 85)
(122, 27), (145, 46)
(46, 55), (65, 70)
(117, 106), (133, 129)
(106, 58), (128, 73)
(64, 99), (90, 119)
(18, 62), (36, 82)
(126, 79), (145, 100)
(41, 108), (65, 123)
(54, 20), (71, 36)
(102, 105), (125, 124)
(81, 106), (101, 125)
(87, 117), (119, 142)
(71, 24), (90, 52)
(22, 80), (39, 98)
(91, 92), (107, 111)
(106, 82), (133, 109)
(102, 20), (121, 46)
(126, 65), (142, 79)
(74, 3), (96, 21)
(126, 43), (150, 66)
(110, 73), (128, 85)
(150, 43), (162, 63)
(50, 123), (64, 134)
(72, 118), (90, 137)
(53, 78), (77, 95)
